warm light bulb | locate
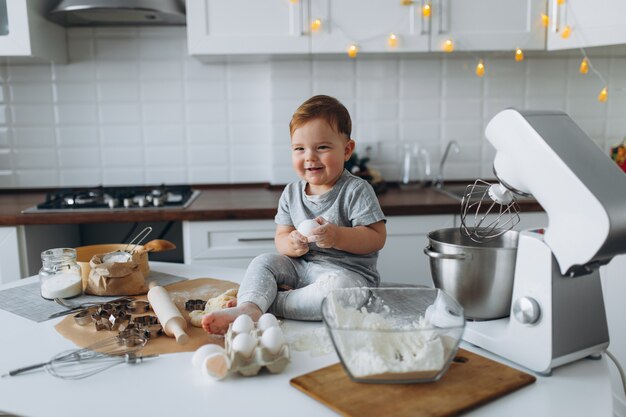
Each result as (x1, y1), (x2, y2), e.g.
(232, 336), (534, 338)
(443, 39), (454, 53)
(541, 13), (549, 27)
(561, 25), (572, 39)
(515, 48), (524, 62)
(400, 0), (414, 5)
(310, 18), (321, 32)
(557, 0), (565, 4)
(579, 58), (589, 74)
(598, 87), (608, 103)
(476, 60), (485, 77)
(388, 33), (398, 48)
(422, 3), (432, 17)
(289, 0), (298, 3)
(347, 44), (359, 58)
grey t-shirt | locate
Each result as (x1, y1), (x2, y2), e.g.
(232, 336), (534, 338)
(275, 169), (386, 285)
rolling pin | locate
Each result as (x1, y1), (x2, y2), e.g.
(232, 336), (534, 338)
(147, 285), (189, 345)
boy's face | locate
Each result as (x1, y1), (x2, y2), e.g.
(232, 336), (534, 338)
(291, 118), (355, 194)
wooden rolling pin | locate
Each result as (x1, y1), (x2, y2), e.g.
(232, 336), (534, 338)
(147, 285), (189, 345)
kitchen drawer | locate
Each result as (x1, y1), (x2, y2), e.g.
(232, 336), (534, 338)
(183, 220), (277, 268)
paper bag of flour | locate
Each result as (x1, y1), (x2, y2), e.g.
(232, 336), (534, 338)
(86, 252), (148, 295)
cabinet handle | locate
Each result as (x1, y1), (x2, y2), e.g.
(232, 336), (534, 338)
(437, 0), (449, 34)
(288, 0), (303, 36)
(423, 246), (466, 260)
(420, 0), (430, 35)
(237, 237), (275, 242)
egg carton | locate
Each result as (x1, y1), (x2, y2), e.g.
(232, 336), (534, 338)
(224, 322), (290, 377)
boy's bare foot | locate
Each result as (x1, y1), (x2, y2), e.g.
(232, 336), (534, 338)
(201, 302), (263, 335)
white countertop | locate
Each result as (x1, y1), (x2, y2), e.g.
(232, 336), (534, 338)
(0, 262), (614, 417)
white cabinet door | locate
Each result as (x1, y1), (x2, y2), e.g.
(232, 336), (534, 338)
(0, 0), (66, 62)
(0, 226), (22, 284)
(183, 220), (277, 269)
(547, 0), (626, 50)
(187, 0), (310, 55)
(431, 0), (546, 51)
(310, 0), (430, 53)
(378, 215), (454, 287)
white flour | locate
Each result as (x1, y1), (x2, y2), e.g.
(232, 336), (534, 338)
(328, 298), (447, 378)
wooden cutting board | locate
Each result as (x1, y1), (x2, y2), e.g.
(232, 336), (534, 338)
(290, 349), (535, 417)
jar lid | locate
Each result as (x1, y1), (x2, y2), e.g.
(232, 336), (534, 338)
(41, 247), (77, 262)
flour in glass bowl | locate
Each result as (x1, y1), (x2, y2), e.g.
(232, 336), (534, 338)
(327, 297), (450, 380)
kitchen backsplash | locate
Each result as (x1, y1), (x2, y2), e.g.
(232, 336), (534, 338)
(1, 26), (625, 188)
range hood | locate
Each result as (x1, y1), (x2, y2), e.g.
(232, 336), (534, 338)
(47, 0), (186, 26)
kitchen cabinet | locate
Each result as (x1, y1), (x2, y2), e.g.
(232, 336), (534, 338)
(430, 0), (547, 52)
(187, 0), (546, 57)
(186, 0), (309, 56)
(0, 226), (22, 284)
(378, 214), (454, 287)
(183, 219), (277, 269)
(0, 0), (66, 62)
(547, 0), (626, 50)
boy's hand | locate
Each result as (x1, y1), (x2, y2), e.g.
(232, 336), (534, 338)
(289, 230), (310, 256)
(309, 217), (339, 249)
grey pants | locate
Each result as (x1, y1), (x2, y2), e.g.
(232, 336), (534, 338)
(237, 253), (369, 321)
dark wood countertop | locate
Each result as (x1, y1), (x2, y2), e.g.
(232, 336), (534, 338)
(0, 185), (543, 226)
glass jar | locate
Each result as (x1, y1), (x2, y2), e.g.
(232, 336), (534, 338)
(39, 248), (83, 300)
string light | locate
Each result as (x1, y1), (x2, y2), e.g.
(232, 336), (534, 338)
(347, 44), (359, 58)
(388, 33), (399, 48)
(400, 0), (414, 5)
(310, 18), (321, 33)
(515, 48), (524, 61)
(288, 0), (298, 3)
(541, 14), (549, 28)
(557, 0), (566, 4)
(598, 87), (608, 102)
(422, 3), (432, 17)
(475, 60), (485, 77)
(561, 25), (572, 39)
(443, 39), (454, 53)
(579, 58), (589, 74)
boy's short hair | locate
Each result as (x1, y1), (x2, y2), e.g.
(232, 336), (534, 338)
(289, 95), (352, 139)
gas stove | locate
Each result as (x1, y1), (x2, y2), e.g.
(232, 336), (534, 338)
(22, 185), (199, 213)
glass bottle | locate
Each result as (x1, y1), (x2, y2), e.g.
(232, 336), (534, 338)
(39, 248), (83, 300)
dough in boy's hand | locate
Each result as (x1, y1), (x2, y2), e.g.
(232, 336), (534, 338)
(189, 288), (238, 327)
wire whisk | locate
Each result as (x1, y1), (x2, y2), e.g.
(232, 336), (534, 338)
(460, 179), (521, 242)
(2, 333), (156, 380)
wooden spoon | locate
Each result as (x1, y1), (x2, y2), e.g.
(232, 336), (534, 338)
(143, 239), (177, 253)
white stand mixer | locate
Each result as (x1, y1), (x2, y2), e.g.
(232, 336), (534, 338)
(461, 109), (626, 375)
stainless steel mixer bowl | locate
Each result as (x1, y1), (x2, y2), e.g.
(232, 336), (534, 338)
(424, 228), (519, 321)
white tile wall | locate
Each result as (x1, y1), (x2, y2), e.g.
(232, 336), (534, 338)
(1, 27), (625, 188)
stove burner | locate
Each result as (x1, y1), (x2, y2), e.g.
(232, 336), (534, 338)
(31, 185), (197, 212)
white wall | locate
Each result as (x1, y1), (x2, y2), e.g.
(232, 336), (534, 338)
(1, 26), (625, 188)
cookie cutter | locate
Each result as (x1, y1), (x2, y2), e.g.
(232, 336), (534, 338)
(127, 315), (163, 339)
(127, 300), (151, 314)
(117, 329), (149, 347)
(185, 299), (206, 312)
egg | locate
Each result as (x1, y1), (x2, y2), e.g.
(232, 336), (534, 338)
(202, 352), (230, 380)
(191, 344), (226, 368)
(232, 333), (257, 358)
(257, 313), (279, 332)
(260, 326), (286, 355)
(297, 219), (319, 238)
(231, 314), (254, 334)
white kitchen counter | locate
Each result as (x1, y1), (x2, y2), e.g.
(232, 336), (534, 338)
(0, 262), (614, 417)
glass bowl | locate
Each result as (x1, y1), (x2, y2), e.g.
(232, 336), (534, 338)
(321, 287), (465, 384)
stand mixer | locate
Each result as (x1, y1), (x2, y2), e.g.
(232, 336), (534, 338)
(459, 109), (626, 375)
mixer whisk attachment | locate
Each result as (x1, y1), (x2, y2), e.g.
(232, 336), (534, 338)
(2, 332), (156, 380)
(460, 179), (521, 242)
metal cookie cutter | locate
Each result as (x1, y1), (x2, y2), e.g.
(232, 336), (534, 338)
(129, 315), (163, 339)
(185, 299), (206, 312)
(127, 300), (151, 314)
(117, 329), (148, 347)
(73, 308), (97, 326)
